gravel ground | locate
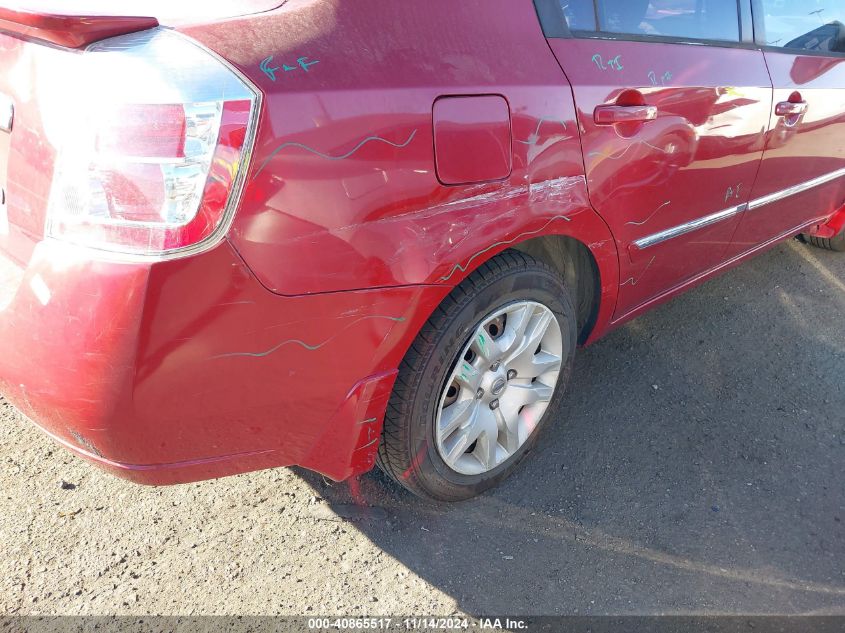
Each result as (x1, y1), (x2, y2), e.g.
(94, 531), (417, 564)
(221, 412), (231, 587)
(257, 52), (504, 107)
(1, 238), (843, 616)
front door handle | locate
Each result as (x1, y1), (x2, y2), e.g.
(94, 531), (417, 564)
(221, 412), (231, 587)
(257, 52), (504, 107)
(594, 104), (658, 126)
(775, 100), (808, 117)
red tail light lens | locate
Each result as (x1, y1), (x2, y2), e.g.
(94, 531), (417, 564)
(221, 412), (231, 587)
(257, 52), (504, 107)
(43, 28), (260, 258)
(165, 100), (252, 250)
(96, 104), (188, 159)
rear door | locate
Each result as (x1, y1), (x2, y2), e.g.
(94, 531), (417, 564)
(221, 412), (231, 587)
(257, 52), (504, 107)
(535, 0), (773, 318)
(727, 0), (845, 255)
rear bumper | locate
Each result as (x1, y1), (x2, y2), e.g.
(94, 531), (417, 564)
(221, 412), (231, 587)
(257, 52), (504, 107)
(0, 238), (446, 484)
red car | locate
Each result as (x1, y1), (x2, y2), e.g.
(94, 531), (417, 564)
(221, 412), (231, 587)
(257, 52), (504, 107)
(0, 0), (843, 501)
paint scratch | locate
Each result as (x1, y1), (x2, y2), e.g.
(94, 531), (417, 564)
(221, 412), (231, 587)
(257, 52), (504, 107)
(517, 117), (569, 146)
(529, 177), (580, 204)
(255, 130), (418, 177)
(69, 430), (103, 457)
(626, 201), (671, 226)
(211, 315), (406, 360)
(330, 182), (531, 234)
(589, 139), (672, 162)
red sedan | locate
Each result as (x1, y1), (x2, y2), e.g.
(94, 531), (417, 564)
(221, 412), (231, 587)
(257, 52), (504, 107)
(0, 0), (843, 501)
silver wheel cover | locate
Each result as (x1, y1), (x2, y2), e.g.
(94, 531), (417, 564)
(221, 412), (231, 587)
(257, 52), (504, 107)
(434, 301), (563, 476)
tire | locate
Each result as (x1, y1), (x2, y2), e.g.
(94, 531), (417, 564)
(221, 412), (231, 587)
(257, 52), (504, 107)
(376, 250), (577, 502)
(804, 231), (845, 252)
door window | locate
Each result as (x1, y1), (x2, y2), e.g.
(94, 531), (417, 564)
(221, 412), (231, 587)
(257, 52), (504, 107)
(560, 0), (598, 31)
(757, 0), (845, 53)
(594, 0), (741, 41)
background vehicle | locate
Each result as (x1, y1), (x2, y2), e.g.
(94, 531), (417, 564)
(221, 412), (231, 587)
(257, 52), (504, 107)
(0, 0), (843, 501)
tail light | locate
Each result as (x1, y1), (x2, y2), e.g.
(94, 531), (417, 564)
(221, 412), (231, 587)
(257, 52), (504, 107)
(40, 28), (260, 257)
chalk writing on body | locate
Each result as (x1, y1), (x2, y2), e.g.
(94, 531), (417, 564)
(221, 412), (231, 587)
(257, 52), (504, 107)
(725, 183), (743, 204)
(260, 55), (320, 81)
(648, 70), (673, 86)
(592, 54), (624, 71)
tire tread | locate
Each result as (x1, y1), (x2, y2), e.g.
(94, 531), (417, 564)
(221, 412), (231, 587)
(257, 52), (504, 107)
(805, 233), (845, 252)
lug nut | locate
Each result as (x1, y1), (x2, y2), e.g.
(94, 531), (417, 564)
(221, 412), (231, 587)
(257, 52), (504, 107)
(490, 361), (500, 371)
(489, 399), (500, 410)
(476, 388), (484, 400)
(507, 369), (517, 380)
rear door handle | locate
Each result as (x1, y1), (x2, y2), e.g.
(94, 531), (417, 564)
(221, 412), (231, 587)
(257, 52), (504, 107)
(775, 101), (808, 117)
(594, 104), (658, 125)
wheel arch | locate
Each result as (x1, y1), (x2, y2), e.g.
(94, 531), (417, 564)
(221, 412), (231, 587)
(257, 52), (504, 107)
(509, 234), (602, 345)
(424, 230), (608, 347)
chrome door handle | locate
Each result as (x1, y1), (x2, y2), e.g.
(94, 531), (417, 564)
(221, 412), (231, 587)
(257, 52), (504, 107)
(775, 101), (808, 117)
(594, 104), (658, 126)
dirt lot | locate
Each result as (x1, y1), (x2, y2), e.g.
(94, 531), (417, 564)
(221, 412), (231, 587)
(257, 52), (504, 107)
(1, 238), (843, 616)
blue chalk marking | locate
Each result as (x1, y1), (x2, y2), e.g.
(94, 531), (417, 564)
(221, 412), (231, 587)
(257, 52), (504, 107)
(260, 56), (280, 81)
(261, 55), (319, 80)
(297, 56), (320, 72)
(255, 129), (417, 177)
(211, 315), (405, 360)
(649, 70), (673, 86)
(593, 54), (623, 72)
(440, 215), (572, 283)
(626, 201), (671, 227)
(620, 257), (656, 287)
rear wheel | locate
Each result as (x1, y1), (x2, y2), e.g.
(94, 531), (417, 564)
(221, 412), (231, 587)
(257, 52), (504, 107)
(376, 251), (577, 501)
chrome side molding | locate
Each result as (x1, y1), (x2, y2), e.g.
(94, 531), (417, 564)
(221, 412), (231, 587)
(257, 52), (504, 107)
(633, 166), (845, 250)
(633, 204), (746, 250)
(746, 166), (845, 211)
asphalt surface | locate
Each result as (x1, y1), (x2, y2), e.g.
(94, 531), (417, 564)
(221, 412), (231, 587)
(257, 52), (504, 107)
(1, 238), (843, 616)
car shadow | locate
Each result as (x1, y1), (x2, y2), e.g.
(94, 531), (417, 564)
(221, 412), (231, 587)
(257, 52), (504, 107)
(295, 240), (845, 615)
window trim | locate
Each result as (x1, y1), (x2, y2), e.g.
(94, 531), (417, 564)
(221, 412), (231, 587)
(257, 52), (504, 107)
(532, 0), (573, 38)
(750, 0), (845, 58)
(533, 0), (756, 48)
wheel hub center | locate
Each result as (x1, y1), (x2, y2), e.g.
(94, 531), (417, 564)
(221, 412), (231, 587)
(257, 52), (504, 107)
(480, 366), (508, 401)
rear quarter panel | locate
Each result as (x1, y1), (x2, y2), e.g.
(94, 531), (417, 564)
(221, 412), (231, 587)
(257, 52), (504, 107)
(181, 0), (618, 319)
